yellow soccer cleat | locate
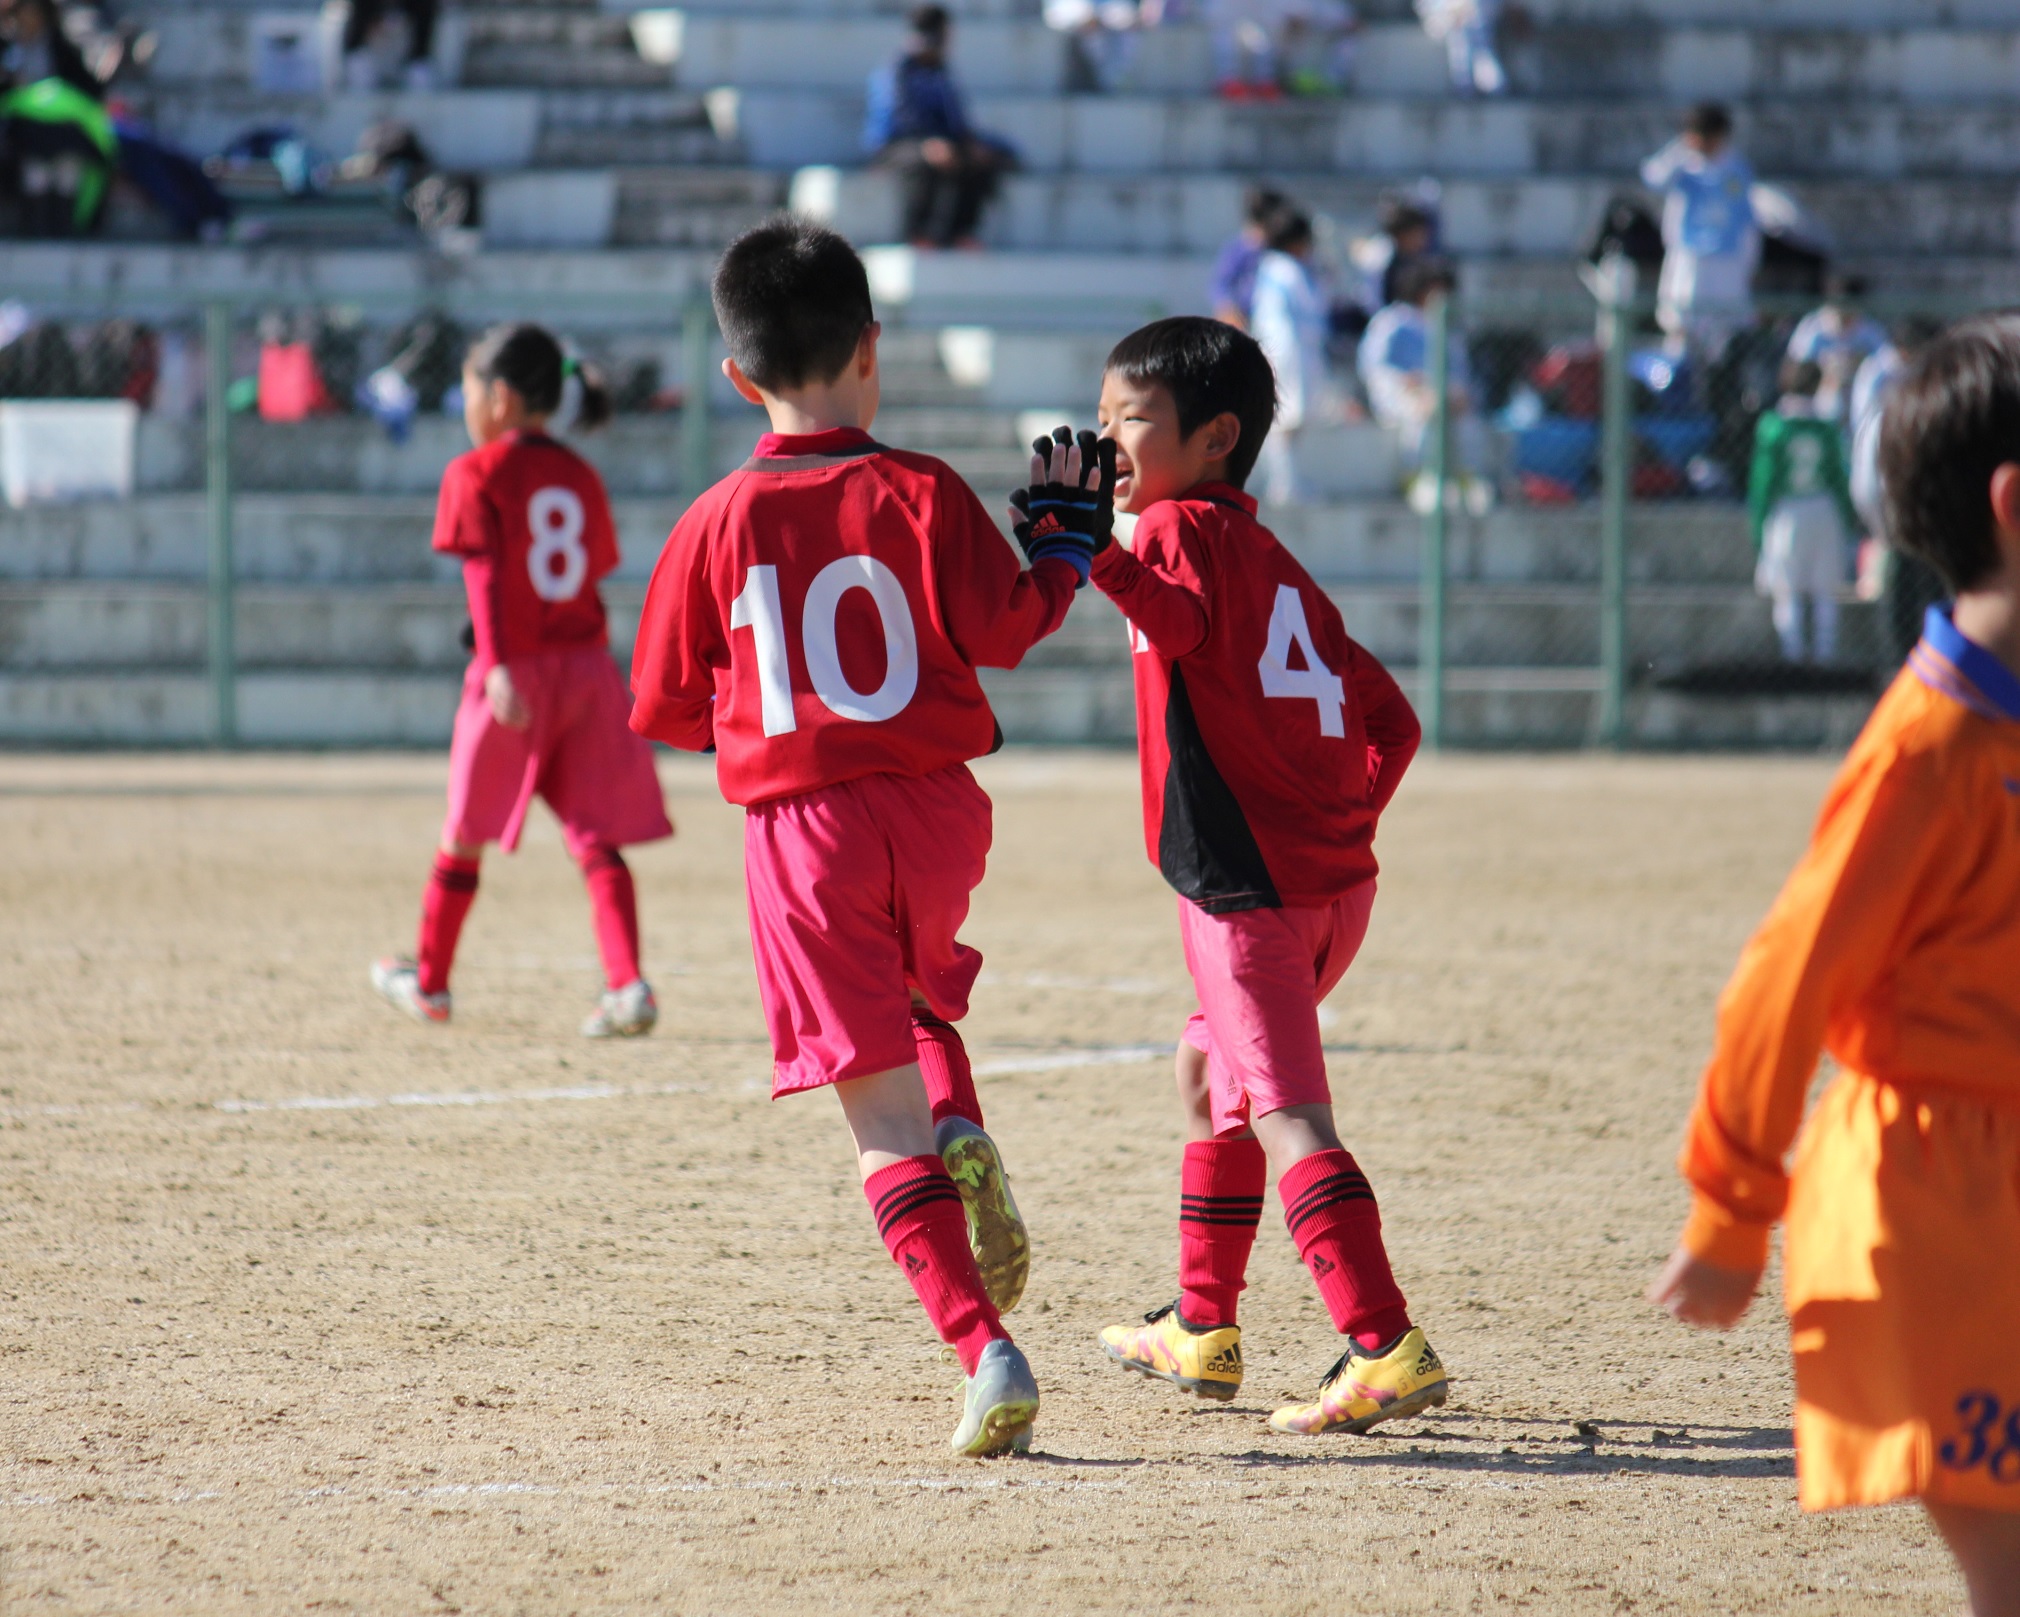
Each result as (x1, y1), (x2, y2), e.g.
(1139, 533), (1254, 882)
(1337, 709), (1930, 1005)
(1268, 1326), (1450, 1436)
(1098, 1301), (1244, 1402)
(936, 1118), (1030, 1314)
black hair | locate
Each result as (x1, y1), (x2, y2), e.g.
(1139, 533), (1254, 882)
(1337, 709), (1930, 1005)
(908, 3), (949, 40)
(1104, 316), (1276, 490)
(1683, 101), (1732, 142)
(466, 321), (612, 431)
(1778, 358), (1821, 398)
(1379, 197), (1433, 239)
(1396, 254), (1457, 305)
(1877, 313), (2020, 594)
(1264, 209), (1313, 254)
(712, 216), (875, 393)
(1243, 185), (1289, 228)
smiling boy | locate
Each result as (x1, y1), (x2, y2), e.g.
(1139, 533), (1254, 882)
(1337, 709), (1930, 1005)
(1074, 315), (1449, 1435)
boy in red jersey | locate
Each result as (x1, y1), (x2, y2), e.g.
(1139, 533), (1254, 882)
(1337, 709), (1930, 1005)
(1650, 317), (2020, 1613)
(372, 324), (673, 1036)
(629, 219), (1099, 1455)
(1081, 316), (1450, 1435)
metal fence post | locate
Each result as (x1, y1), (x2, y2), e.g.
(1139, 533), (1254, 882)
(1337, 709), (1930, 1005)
(681, 294), (714, 498)
(205, 301), (236, 747)
(1418, 291), (1451, 750)
(1595, 257), (1632, 748)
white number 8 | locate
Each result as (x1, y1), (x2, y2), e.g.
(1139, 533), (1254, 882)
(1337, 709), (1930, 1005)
(527, 486), (588, 603)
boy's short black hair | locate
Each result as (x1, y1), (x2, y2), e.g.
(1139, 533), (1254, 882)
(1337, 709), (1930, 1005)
(908, 3), (949, 40)
(1878, 313), (2020, 594)
(1264, 209), (1312, 254)
(712, 216), (875, 393)
(1684, 101), (1732, 142)
(1105, 316), (1276, 490)
(1243, 185), (1289, 227)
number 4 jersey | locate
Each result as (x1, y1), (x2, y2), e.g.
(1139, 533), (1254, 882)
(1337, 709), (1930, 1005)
(432, 428), (619, 668)
(1090, 483), (1421, 913)
(628, 428), (1079, 806)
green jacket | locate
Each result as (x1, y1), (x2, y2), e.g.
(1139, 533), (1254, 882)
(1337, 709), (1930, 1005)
(1747, 407), (1859, 551)
(0, 79), (117, 228)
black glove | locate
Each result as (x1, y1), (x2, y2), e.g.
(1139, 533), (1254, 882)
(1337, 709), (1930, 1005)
(1008, 426), (1118, 586)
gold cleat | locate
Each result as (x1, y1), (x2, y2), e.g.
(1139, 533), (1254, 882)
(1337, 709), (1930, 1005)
(1268, 1326), (1450, 1436)
(936, 1118), (1030, 1314)
(1098, 1301), (1244, 1402)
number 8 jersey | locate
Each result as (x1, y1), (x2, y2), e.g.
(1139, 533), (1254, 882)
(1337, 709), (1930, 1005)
(1090, 482), (1421, 913)
(629, 428), (1079, 806)
(432, 428), (619, 667)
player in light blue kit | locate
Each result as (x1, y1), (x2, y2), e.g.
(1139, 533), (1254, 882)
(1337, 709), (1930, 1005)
(1641, 102), (1757, 364)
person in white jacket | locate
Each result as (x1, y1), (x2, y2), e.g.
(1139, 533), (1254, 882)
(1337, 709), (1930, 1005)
(1358, 256), (1492, 512)
(1639, 102), (1758, 363)
(1249, 210), (1331, 505)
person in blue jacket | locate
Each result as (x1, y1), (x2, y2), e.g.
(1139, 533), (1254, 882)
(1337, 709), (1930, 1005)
(863, 5), (1017, 249)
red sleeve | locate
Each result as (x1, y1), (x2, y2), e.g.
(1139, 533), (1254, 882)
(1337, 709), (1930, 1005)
(1088, 507), (1210, 658)
(432, 456), (508, 669)
(1349, 642), (1420, 813)
(628, 504), (723, 752)
(925, 467), (1076, 668)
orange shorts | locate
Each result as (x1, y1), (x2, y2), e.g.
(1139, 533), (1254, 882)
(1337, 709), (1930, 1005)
(1785, 1071), (2020, 1512)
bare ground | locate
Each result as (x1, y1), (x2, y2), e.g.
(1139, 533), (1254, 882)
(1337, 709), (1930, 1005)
(0, 748), (1963, 1615)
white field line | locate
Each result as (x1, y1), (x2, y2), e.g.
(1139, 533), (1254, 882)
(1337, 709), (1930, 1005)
(972, 1045), (1171, 1077)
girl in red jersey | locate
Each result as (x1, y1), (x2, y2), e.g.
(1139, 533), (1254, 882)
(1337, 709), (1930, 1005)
(372, 323), (673, 1036)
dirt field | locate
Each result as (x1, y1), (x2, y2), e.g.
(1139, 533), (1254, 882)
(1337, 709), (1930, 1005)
(0, 747), (1965, 1615)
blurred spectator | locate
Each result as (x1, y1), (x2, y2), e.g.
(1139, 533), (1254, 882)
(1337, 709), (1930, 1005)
(0, 0), (100, 97)
(1, 74), (113, 235)
(1045, 0), (1165, 94)
(1210, 185), (1289, 331)
(1349, 193), (1436, 314)
(1847, 319), (1947, 664)
(1250, 209), (1328, 504)
(1784, 274), (1887, 423)
(1415, 0), (1505, 98)
(864, 5), (1016, 250)
(1640, 102), (1758, 363)
(1359, 256), (1493, 512)
(1210, 0), (1358, 101)
(343, 0), (439, 91)
(1748, 359), (1858, 665)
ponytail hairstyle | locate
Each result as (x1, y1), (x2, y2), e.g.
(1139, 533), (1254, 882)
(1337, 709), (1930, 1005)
(465, 321), (613, 433)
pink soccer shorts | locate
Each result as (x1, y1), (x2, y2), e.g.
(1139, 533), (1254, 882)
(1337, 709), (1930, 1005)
(743, 763), (991, 1096)
(1179, 881), (1377, 1138)
(444, 647), (673, 857)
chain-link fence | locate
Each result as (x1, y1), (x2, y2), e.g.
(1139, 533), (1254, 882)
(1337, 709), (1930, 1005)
(0, 274), (1986, 749)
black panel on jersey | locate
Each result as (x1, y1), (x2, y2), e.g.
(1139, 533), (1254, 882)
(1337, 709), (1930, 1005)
(1157, 666), (1280, 913)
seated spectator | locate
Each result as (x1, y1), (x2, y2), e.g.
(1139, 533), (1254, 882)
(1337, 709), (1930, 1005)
(1640, 102), (1758, 366)
(1749, 359), (1858, 665)
(0, 0), (100, 97)
(1358, 256), (1493, 512)
(1250, 208), (1329, 504)
(1210, 0), (1359, 100)
(1209, 184), (1289, 331)
(1044, 0), (1164, 94)
(863, 5), (1016, 250)
(1415, 0), (1505, 98)
(342, 0), (439, 91)
(1348, 193), (1436, 316)
(1784, 274), (1888, 424)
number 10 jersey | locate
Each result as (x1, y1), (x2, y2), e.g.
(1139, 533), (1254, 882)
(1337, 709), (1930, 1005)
(629, 428), (1079, 807)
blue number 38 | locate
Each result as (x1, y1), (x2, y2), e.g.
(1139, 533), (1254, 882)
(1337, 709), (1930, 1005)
(1938, 1392), (2020, 1482)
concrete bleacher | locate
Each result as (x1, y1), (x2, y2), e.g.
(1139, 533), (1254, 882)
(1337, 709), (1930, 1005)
(2, 0), (1999, 747)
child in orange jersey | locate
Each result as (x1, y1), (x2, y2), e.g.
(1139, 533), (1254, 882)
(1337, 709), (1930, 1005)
(1649, 314), (2020, 1616)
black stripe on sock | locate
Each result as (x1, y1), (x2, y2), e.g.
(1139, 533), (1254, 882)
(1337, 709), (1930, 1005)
(581, 847), (628, 877)
(873, 1177), (960, 1237)
(429, 864), (479, 894)
(1181, 1195), (1264, 1229)
(1284, 1170), (1376, 1235)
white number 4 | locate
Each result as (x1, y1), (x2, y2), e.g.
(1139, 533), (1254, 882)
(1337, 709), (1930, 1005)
(1258, 584), (1345, 738)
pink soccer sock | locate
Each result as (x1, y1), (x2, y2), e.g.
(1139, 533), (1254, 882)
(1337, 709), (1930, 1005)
(579, 845), (642, 990)
(414, 852), (480, 996)
(1178, 1137), (1267, 1329)
(1278, 1149), (1411, 1352)
(912, 1011), (983, 1129)
(864, 1156), (1008, 1375)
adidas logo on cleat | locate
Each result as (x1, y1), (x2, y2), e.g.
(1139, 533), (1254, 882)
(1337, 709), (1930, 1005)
(1204, 1344), (1242, 1375)
(1414, 1344), (1443, 1376)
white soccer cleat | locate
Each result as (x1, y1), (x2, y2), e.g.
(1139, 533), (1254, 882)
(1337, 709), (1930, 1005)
(582, 978), (657, 1039)
(370, 955), (450, 1024)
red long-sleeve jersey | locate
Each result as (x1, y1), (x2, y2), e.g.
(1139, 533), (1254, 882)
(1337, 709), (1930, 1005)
(432, 429), (618, 670)
(1089, 482), (1420, 912)
(630, 427), (1078, 806)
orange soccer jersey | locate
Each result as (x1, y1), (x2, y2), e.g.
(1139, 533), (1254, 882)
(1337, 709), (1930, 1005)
(1679, 606), (2020, 1512)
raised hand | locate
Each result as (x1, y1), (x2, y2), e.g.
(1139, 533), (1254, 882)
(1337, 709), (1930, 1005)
(1007, 427), (1118, 586)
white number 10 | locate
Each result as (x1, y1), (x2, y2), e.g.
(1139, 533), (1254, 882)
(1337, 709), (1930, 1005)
(729, 557), (921, 737)
(1257, 583), (1345, 738)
